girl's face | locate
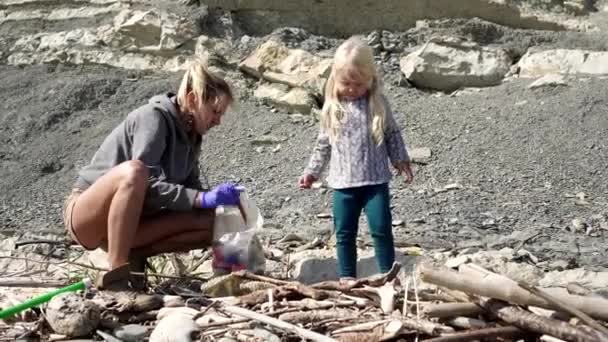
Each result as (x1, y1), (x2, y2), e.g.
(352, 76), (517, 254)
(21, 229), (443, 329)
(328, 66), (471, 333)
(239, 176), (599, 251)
(335, 67), (372, 100)
(189, 93), (230, 135)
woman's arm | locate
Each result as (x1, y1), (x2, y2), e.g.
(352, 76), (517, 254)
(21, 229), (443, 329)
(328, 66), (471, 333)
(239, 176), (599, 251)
(131, 110), (199, 211)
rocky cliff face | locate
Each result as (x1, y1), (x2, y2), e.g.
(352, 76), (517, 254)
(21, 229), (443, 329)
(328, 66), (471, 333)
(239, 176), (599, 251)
(1, 0), (608, 271)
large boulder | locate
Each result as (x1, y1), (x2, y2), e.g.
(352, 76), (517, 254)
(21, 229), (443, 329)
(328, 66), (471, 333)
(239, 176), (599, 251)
(400, 40), (512, 91)
(517, 49), (608, 78)
(239, 39), (332, 95)
(253, 83), (316, 115)
(100, 9), (195, 51)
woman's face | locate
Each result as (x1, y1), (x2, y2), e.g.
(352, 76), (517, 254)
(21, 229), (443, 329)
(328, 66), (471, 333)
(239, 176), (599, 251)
(190, 94), (230, 135)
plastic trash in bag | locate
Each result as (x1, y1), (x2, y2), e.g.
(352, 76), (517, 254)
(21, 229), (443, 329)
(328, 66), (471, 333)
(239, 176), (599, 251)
(211, 190), (265, 275)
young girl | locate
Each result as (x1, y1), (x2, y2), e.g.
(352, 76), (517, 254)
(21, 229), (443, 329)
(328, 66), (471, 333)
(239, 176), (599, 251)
(63, 59), (243, 291)
(299, 36), (413, 280)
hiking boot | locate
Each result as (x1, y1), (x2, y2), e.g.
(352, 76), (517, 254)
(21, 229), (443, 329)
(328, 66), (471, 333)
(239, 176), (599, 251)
(96, 263), (131, 291)
(128, 254), (148, 291)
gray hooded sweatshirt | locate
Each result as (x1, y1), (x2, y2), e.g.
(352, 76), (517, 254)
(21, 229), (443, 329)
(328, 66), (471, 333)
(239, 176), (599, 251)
(74, 93), (202, 212)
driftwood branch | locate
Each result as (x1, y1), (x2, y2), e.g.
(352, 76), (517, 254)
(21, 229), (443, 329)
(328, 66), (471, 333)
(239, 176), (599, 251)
(312, 262), (401, 291)
(0, 278), (69, 288)
(517, 281), (608, 338)
(477, 297), (603, 342)
(401, 317), (455, 336)
(419, 264), (608, 321)
(423, 326), (528, 342)
(224, 305), (338, 342)
(421, 302), (483, 318)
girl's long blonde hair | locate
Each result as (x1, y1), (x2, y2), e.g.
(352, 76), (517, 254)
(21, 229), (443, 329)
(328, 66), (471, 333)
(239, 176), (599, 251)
(177, 58), (233, 115)
(321, 36), (386, 145)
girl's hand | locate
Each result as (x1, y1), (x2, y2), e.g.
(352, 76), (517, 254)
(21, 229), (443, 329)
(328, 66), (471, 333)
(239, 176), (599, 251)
(394, 161), (413, 184)
(298, 174), (317, 189)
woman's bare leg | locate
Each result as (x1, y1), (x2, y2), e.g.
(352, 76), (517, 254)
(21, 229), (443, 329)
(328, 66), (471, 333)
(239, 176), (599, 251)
(70, 160), (148, 269)
(71, 160), (215, 270)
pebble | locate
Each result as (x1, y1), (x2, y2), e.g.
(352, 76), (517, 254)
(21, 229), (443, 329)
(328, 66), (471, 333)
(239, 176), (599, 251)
(571, 218), (585, 232)
(255, 146), (265, 153)
(316, 213), (332, 219)
(272, 144), (282, 153)
(391, 219), (404, 227)
(113, 324), (149, 342)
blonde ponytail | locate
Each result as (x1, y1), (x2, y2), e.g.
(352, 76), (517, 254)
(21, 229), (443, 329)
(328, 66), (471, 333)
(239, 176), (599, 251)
(177, 58), (233, 113)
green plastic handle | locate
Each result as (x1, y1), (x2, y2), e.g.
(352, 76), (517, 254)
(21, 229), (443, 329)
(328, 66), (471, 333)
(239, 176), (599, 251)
(0, 278), (91, 319)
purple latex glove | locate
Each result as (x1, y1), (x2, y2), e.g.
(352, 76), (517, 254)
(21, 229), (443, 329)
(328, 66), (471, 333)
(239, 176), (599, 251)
(199, 183), (245, 209)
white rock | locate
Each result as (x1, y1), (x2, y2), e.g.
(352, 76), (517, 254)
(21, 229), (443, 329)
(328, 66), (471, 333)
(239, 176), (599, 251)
(46, 293), (100, 338)
(239, 39), (331, 93)
(391, 220), (404, 227)
(253, 84), (315, 114)
(409, 147), (432, 164)
(159, 12), (195, 50)
(239, 39), (290, 79)
(528, 73), (568, 89)
(400, 41), (511, 91)
(113, 9), (162, 48)
(150, 313), (198, 342)
(114, 324), (149, 342)
(518, 49), (608, 78)
(291, 249), (420, 284)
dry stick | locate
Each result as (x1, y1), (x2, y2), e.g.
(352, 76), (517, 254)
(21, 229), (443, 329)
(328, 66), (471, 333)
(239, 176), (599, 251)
(517, 281), (608, 338)
(477, 297), (602, 342)
(423, 326), (528, 342)
(14, 239), (71, 249)
(419, 264), (608, 321)
(0, 278), (69, 288)
(224, 305), (338, 342)
(403, 276), (410, 317)
(312, 262), (401, 291)
(0, 255), (105, 271)
(400, 318), (455, 336)
(421, 302), (483, 319)
(443, 316), (490, 330)
(233, 270), (292, 286)
(412, 270), (421, 319)
(198, 307), (298, 329)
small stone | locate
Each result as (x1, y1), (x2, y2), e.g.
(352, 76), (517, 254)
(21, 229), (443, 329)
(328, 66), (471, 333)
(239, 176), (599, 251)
(571, 218), (585, 232)
(410, 217), (425, 224)
(272, 144), (282, 153)
(391, 220), (404, 227)
(448, 218), (459, 225)
(316, 213), (332, 219)
(251, 134), (287, 145)
(284, 196), (291, 202)
(319, 188), (328, 194)
(515, 100), (528, 106)
(255, 146), (265, 153)
(270, 108), (278, 113)
(114, 324), (149, 342)
(444, 183), (462, 190)
(528, 73), (567, 89)
(409, 147), (432, 164)
(482, 218), (496, 227)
